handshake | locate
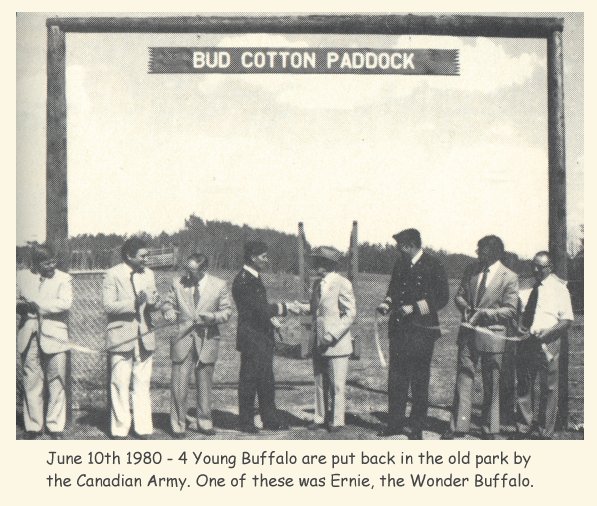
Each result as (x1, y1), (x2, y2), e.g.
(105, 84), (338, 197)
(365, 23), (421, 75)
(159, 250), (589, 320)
(286, 300), (310, 316)
(135, 289), (160, 308)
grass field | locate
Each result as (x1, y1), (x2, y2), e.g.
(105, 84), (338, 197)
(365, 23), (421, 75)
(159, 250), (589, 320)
(16, 269), (584, 440)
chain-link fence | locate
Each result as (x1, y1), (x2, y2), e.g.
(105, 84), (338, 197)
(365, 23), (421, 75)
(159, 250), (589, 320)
(16, 270), (584, 438)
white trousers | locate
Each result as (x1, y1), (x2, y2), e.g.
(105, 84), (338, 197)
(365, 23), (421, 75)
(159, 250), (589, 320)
(21, 336), (66, 433)
(110, 343), (153, 437)
(313, 355), (349, 427)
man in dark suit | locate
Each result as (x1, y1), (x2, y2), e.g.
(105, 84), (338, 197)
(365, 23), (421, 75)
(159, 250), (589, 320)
(232, 240), (294, 433)
(377, 229), (449, 439)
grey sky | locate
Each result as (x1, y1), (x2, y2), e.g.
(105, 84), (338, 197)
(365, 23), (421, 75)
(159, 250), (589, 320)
(16, 13), (583, 257)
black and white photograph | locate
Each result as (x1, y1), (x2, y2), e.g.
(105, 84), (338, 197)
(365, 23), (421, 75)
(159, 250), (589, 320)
(16, 11), (584, 445)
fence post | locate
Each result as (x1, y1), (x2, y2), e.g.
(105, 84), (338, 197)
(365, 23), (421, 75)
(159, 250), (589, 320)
(298, 222), (312, 358)
(348, 221), (360, 360)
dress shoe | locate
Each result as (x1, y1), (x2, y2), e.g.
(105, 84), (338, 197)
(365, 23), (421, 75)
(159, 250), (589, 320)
(263, 422), (289, 431)
(196, 427), (217, 436)
(409, 429), (423, 440)
(377, 425), (404, 437)
(49, 431), (65, 440)
(307, 422), (326, 430)
(22, 431), (42, 440)
(239, 424), (260, 434)
(533, 433), (552, 441)
(480, 432), (496, 440)
(440, 430), (466, 440)
(171, 431), (187, 439)
(327, 425), (344, 433)
(508, 431), (531, 440)
(134, 433), (152, 440)
(111, 435), (127, 440)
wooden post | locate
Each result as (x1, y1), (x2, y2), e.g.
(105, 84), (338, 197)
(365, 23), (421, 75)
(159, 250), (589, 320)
(348, 221), (360, 360)
(297, 222), (312, 358)
(47, 24), (72, 426)
(46, 24), (69, 269)
(547, 28), (569, 430)
(298, 222), (309, 299)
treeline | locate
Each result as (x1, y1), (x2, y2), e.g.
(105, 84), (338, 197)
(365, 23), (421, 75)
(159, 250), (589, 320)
(358, 242), (533, 279)
(17, 214), (535, 278)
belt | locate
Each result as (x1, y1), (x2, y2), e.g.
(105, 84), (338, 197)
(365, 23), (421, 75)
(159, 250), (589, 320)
(25, 312), (68, 324)
(107, 313), (138, 324)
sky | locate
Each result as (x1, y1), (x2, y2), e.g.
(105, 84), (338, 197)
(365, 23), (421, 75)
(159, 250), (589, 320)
(16, 13), (584, 258)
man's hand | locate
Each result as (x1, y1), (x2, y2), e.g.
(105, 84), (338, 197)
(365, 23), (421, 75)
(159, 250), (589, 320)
(286, 301), (301, 315)
(146, 290), (160, 306)
(532, 328), (549, 342)
(287, 301), (309, 315)
(164, 309), (177, 323)
(377, 302), (390, 316)
(270, 316), (283, 331)
(136, 290), (148, 307)
(469, 309), (486, 326)
(322, 332), (336, 345)
(397, 305), (414, 318)
(198, 312), (216, 324)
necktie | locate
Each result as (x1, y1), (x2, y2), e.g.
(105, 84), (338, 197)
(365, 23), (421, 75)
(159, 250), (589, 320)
(311, 278), (322, 312)
(475, 268), (489, 309)
(193, 284), (200, 307)
(130, 271), (140, 321)
(522, 283), (541, 330)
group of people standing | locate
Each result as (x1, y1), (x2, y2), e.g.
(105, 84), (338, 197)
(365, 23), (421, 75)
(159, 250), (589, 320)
(16, 229), (573, 440)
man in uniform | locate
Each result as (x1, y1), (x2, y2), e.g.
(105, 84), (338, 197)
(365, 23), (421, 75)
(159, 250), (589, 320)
(17, 244), (72, 439)
(514, 251), (573, 440)
(232, 240), (294, 433)
(103, 237), (161, 439)
(377, 229), (449, 439)
(163, 253), (232, 437)
(442, 235), (519, 439)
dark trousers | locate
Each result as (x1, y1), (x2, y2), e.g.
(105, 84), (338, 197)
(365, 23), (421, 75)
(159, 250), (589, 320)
(238, 349), (278, 426)
(516, 339), (560, 437)
(388, 328), (435, 430)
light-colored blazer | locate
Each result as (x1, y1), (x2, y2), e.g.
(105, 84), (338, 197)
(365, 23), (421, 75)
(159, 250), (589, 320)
(455, 261), (519, 333)
(162, 273), (232, 364)
(103, 263), (159, 353)
(16, 269), (72, 354)
(306, 272), (357, 357)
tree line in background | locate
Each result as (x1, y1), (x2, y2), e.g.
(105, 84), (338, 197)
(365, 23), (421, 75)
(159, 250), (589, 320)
(17, 214), (584, 285)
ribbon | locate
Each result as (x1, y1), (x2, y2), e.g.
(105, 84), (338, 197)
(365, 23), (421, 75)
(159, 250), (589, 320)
(373, 312), (388, 368)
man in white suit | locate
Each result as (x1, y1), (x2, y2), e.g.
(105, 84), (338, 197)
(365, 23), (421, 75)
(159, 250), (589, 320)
(103, 237), (161, 439)
(162, 254), (232, 437)
(292, 246), (357, 433)
(17, 244), (72, 439)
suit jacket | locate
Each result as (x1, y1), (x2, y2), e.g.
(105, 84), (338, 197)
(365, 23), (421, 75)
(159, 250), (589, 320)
(103, 262), (159, 353)
(306, 272), (357, 357)
(16, 269), (72, 354)
(385, 252), (449, 339)
(232, 267), (285, 356)
(455, 261), (519, 342)
(162, 273), (232, 364)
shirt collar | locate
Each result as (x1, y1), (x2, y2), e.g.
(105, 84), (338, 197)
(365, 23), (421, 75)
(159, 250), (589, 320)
(411, 249), (423, 266)
(541, 273), (565, 287)
(243, 265), (260, 278)
(125, 262), (145, 275)
(485, 260), (502, 273)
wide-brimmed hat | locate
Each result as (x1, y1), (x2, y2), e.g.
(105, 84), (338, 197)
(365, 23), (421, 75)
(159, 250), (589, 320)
(309, 246), (343, 264)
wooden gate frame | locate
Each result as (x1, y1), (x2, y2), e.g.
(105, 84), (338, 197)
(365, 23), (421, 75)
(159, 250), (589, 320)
(45, 14), (570, 426)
